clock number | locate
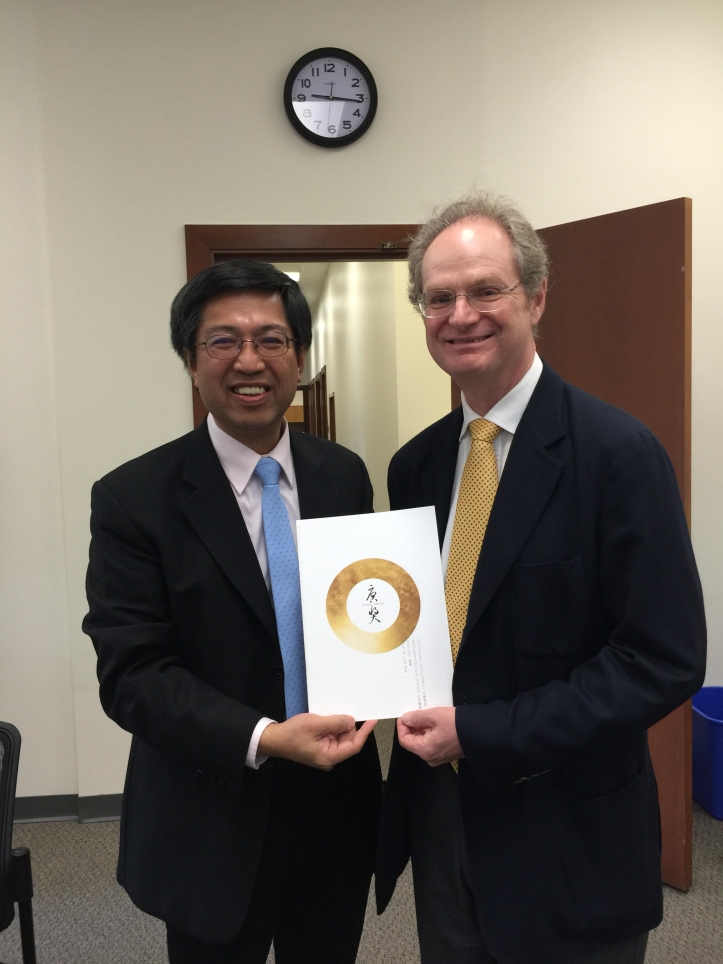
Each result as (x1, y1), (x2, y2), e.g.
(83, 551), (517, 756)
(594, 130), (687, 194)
(296, 94), (306, 101)
(312, 67), (320, 76)
(356, 94), (364, 102)
(343, 120), (351, 130)
(351, 78), (360, 87)
(328, 125), (337, 134)
(353, 109), (361, 117)
(324, 63), (335, 72)
(303, 109), (312, 117)
(314, 121), (321, 130)
(300, 79), (311, 88)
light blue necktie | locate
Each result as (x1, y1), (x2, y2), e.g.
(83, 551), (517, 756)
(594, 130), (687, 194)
(253, 457), (308, 718)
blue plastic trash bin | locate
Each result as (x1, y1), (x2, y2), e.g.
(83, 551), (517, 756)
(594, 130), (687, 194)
(692, 687), (723, 820)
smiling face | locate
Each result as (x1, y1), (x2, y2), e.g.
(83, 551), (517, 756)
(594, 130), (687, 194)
(421, 217), (546, 412)
(187, 291), (306, 454)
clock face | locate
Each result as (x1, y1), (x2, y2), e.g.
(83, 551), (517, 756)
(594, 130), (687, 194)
(283, 48), (378, 148)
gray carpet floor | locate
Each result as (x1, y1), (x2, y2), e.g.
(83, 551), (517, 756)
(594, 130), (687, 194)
(1, 722), (721, 964)
(0, 817), (423, 964)
(1, 807), (721, 964)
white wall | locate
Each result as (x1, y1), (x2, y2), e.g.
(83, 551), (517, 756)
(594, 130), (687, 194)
(1, 0), (722, 795)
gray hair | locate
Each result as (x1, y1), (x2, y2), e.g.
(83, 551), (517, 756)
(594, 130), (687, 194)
(407, 192), (549, 310)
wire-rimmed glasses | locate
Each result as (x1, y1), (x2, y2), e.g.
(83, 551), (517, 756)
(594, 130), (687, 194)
(195, 332), (296, 359)
(418, 281), (522, 319)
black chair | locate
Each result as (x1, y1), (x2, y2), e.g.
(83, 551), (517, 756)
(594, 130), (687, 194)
(0, 723), (36, 964)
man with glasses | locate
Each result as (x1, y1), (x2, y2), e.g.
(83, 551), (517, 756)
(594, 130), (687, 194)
(375, 194), (705, 964)
(83, 261), (381, 964)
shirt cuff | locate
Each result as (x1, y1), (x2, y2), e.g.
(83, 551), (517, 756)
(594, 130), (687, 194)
(245, 717), (276, 769)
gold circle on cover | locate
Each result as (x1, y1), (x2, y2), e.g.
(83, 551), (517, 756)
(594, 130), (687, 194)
(326, 558), (421, 654)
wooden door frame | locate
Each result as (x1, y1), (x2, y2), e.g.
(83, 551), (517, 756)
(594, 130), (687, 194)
(185, 223), (416, 278)
(185, 213), (694, 890)
(307, 365), (329, 439)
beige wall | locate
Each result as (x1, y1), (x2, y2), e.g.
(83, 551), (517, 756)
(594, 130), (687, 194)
(0, 0), (78, 796)
(2, 0), (722, 796)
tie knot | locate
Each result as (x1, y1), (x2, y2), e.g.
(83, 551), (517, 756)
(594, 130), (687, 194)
(469, 418), (501, 444)
(254, 457), (282, 487)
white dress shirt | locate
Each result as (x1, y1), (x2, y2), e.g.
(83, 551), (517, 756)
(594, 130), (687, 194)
(440, 352), (543, 578)
(207, 414), (299, 769)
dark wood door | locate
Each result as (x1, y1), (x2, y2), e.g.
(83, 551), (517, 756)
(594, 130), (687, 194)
(185, 201), (694, 889)
(537, 198), (693, 890)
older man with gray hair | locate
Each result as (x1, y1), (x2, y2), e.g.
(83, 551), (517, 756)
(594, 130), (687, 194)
(376, 193), (705, 964)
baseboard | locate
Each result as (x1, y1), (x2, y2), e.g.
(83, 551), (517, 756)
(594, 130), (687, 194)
(14, 794), (78, 822)
(14, 793), (122, 823)
(78, 794), (123, 823)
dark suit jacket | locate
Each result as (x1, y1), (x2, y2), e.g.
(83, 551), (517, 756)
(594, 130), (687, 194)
(83, 421), (382, 944)
(376, 364), (705, 964)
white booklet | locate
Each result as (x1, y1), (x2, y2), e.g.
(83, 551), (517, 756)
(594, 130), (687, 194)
(297, 506), (453, 721)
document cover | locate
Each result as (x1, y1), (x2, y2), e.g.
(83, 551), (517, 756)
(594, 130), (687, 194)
(297, 506), (453, 720)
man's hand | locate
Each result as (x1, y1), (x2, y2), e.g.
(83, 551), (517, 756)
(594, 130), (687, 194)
(397, 706), (462, 766)
(258, 714), (377, 771)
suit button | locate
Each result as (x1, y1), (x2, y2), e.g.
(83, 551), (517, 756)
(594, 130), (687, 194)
(218, 780), (227, 789)
(274, 667), (284, 679)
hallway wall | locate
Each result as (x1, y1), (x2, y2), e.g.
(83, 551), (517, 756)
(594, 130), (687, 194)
(308, 262), (449, 511)
(309, 262), (398, 512)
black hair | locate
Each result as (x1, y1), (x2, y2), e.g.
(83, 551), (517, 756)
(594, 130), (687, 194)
(170, 260), (312, 364)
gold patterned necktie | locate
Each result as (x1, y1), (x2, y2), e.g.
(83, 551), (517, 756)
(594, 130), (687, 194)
(445, 418), (502, 664)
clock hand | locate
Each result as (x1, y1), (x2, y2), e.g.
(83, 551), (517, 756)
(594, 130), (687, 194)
(311, 94), (364, 102)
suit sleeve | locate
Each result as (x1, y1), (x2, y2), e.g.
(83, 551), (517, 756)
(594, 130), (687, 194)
(455, 430), (706, 783)
(83, 480), (262, 793)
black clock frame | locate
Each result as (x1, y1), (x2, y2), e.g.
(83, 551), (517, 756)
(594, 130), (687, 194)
(283, 47), (378, 149)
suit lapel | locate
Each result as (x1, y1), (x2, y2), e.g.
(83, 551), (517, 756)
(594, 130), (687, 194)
(424, 409), (463, 548)
(462, 365), (566, 643)
(290, 433), (340, 519)
(180, 421), (277, 640)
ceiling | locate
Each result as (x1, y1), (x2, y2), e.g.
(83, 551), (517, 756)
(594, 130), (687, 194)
(273, 262), (330, 319)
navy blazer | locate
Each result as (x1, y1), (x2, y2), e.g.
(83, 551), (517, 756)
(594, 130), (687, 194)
(377, 364), (705, 963)
(83, 421), (382, 944)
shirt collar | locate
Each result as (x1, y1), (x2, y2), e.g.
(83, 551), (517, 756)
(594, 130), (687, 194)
(459, 352), (543, 440)
(207, 415), (296, 496)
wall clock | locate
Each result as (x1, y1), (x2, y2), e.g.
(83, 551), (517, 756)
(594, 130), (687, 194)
(283, 47), (378, 148)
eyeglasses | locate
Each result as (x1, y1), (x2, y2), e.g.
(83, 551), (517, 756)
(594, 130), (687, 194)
(195, 332), (296, 359)
(418, 281), (522, 319)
